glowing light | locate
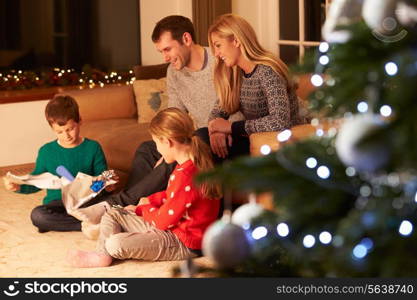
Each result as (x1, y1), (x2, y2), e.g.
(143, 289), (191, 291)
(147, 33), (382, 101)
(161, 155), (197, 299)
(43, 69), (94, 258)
(276, 223), (289, 237)
(306, 157), (318, 169)
(252, 226), (268, 240)
(316, 128), (324, 137)
(277, 129), (292, 142)
(317, 166), (330, 179)
(79, 79), (83, 83)
(399, 220), (413, 236)
(319, 42), (329, 53)
(311, 118), (320, 126)
(242, 223), (250, 230)
(385, 62), (398, 76)
(352, 244), (367, 259)
(311, 74), (324, 87)
(319, 55), (329, 65)
(303, 235), (316, 248)
(319, 231), (332, 244)
(360, 238), (374, 250)
(360, 185), (372, 197)
(346, 167), (356, 177)
(129, 70), (133, 74)
(260, 145), (271, 155)
(118, 76), (122, 80)
(380, 105), (392, 117)
(332, 235), (344, 247)
(357, 101), (368, 113)
(414, 192), (417, 203)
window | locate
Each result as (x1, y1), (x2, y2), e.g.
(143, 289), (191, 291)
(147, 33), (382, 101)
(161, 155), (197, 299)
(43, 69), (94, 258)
(0, 0), (140, 72)
(278, 0), (331, 64)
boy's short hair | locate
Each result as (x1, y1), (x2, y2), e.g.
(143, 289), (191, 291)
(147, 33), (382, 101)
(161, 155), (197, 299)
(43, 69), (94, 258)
(151, 15), (196, 44)
(45, 95), (80, 126)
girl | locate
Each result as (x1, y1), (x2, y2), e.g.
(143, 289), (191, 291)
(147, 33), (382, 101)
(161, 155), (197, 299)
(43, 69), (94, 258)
(205, 14), (305, 159)
(67, 108), (221, 267)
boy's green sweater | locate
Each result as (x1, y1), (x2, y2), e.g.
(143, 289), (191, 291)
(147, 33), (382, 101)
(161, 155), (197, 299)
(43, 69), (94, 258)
(19, 138), (107, 204)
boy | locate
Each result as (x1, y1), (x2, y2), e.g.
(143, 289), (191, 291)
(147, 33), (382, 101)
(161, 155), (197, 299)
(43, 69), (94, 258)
(3, 95), (108, 233)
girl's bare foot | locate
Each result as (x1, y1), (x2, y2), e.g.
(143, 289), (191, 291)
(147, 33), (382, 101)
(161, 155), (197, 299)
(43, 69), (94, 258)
(67, 249), (113, 268)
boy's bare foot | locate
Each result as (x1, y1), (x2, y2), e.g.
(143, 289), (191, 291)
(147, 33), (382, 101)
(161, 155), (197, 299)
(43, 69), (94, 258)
(67, 249), (113, 268)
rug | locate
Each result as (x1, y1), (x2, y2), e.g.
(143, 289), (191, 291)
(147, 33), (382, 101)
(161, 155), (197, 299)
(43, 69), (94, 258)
(0, 169), (213, 278)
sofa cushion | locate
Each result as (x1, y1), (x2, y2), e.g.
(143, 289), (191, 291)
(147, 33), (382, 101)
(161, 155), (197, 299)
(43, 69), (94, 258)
(81, 119), (151, 173)
(62, 84), (137, 122)
(133, 78), (168, 124)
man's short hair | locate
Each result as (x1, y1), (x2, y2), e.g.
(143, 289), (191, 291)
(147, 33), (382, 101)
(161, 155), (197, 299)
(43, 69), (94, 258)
(45, 95), (80, 126)
(152, 15), (196, 44)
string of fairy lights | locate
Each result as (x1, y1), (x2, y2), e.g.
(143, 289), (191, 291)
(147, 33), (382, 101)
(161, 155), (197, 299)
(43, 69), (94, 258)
(0, 67), (136, 90)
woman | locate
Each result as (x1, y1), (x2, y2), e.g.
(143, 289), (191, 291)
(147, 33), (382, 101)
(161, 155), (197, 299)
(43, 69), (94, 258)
(206, 14), (305, 159)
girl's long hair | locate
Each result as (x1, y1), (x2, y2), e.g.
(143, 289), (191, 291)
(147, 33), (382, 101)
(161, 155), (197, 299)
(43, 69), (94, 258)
(208, 13), (297, 114)
(149, 108), (222, 199)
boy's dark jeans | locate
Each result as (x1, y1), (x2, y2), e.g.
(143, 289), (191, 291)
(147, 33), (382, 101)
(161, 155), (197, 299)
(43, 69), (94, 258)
(31, 200), (81, 232)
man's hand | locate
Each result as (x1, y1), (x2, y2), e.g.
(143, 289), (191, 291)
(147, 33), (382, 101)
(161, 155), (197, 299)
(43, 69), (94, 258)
(208, 118), (232, 135)
(209, 132), (232, 158)
(3, 176), (19, 192)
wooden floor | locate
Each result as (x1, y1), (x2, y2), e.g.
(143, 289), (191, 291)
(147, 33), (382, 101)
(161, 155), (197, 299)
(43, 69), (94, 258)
(0, 163), (35, 176)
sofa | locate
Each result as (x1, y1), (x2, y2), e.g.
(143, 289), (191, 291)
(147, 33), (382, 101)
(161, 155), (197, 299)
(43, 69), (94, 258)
(60, 63), (318, 193)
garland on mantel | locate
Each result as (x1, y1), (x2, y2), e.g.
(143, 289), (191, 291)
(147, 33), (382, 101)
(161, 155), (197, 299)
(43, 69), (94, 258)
(0, 65), (135, 91)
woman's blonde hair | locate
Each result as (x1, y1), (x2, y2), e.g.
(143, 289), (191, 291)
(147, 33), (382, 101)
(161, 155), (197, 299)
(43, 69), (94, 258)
(208, 13), (296, 114)
(149, 108), (222, 199)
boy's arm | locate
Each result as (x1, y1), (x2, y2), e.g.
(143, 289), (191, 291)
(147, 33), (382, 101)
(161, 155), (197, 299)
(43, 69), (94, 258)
(93, 143), (108, 175)
(18, 147), (47, 194)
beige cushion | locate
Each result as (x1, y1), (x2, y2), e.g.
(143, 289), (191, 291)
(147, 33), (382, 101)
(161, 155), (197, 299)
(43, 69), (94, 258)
(133, 78), (168, 124)
(62, 85), (137, 122)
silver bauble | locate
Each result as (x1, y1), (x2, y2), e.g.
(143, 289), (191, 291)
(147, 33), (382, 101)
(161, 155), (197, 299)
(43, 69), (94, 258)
(322, 0), (364, 43)
(231, 202), (265, 227)
(362, 0), (400, 34)
(202, 219), (250, 269)
(335, 114), (390, 172)
(396, 1), (417, 28)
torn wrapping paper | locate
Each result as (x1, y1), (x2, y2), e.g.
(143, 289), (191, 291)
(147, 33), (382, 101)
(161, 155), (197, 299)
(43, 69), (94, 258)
(5, 172), (69, 189)
(62, 170), (116, 224)
(6, 170), (117, 224)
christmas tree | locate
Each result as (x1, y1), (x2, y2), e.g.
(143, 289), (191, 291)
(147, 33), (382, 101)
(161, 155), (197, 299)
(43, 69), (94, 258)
(195, 0), (417, 277)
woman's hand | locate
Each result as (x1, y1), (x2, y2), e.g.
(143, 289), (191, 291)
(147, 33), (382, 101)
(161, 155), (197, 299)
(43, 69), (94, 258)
(209, 132), (232, 158)
(208, 118), (232, 135)
(3, 176), (19, 192)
